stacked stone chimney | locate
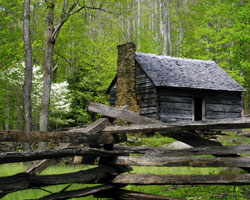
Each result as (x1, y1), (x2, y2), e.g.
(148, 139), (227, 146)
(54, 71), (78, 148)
(116, 43), (139, 114)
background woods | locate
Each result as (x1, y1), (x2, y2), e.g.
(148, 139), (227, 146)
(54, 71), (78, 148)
(0, 0), (249, 131)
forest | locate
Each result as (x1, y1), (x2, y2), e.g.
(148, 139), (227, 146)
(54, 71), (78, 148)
(0, 0), (250, 132)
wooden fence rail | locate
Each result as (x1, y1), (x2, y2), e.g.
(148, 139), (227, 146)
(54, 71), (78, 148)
(0, 102), (250, 200)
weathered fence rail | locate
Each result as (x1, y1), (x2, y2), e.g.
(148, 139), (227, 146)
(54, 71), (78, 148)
(0, 102), (250, 200)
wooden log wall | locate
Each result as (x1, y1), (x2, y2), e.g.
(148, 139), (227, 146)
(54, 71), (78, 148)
(205, 92), (242, 119)
(135, 63), (159, 119)
(157, 88), (193, 122)
(157, 88), (243, 122)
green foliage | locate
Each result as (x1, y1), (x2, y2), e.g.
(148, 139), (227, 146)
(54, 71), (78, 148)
(0, 0), (24, 69)
(67, 36), (117, 125)
(181, 0), (250, 95)
(1, 0), (250, 130)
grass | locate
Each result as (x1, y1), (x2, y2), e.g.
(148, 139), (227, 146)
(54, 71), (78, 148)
(127, 133), (176, 147)
(2, 130), (250, 199)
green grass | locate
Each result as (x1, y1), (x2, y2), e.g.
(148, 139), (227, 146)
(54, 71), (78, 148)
(127, 133), (176, 147)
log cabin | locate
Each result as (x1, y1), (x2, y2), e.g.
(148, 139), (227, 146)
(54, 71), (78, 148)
(107, 43), (246, 122)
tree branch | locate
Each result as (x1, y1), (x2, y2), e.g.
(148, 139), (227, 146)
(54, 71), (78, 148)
(54, 51), (74, 67)
(52, 1), (117, 40)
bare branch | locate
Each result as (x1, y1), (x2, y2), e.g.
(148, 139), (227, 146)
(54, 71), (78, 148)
(52, 1), (117, 40)
(54, 51), (74, 67)
(52, 1), (78, 40)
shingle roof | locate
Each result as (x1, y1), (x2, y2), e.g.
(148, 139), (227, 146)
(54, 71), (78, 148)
(135, 52), (245, 92)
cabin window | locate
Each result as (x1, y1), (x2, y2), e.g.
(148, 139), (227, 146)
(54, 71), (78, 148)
(193, 97), (205, 121)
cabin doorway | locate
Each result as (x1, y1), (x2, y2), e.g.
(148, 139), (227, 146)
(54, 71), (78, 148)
(193, 97), (205, 121)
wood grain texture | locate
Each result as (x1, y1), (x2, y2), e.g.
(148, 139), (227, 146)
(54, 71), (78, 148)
(111, 173), (250, 185)
(103, 156), (250, 167)
(114, 144), (250, 157)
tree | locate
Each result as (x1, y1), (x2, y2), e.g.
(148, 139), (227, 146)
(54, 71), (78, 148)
(39, 0), (111, 150)
(23, 0), (33, 152)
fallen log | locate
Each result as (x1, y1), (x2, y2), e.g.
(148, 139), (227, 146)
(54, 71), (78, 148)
(94, 188), (186, 200)
(111, 173), (250, 185)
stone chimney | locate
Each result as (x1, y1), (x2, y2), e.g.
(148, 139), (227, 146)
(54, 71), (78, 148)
(116, 43), (139, 114)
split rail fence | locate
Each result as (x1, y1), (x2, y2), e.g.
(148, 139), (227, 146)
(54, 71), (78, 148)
(0, 102), (250, 199)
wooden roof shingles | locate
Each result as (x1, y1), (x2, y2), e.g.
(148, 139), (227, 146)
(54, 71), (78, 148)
(135, 52), (245, 92)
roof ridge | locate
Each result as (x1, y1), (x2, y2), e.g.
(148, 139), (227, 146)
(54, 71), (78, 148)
(136, 52), (215, 64)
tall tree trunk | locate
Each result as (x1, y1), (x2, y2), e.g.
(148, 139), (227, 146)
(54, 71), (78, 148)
(127, 1), (131, 41)
(90, 14), (95, 41)
(137, 0), (141, 49)
(160, 0), (167, 55)
(39, 0), (55, 150)
(166, 0), (173, 56)
(16, 88), (22, 130)
(4, 82), (10, 131)
(119, 0), (125, 40)
(177, 0), (182, 56)
(132, 0), (136, 41)
(23, 0), (33, 152)
(154, 0), (159, 41)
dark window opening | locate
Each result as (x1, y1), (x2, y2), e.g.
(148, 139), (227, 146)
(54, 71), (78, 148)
(194, 97), (204, 121)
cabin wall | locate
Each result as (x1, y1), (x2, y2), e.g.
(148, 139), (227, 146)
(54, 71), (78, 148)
(135, 63), (158, 119)
(157, 88), (193, 122)
(205, 92), (242, 119)
(157, 88), (243, 122)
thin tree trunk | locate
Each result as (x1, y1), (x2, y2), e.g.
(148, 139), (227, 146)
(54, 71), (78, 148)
(119, 0), (125, 39)
(89, 14), (95, 41)
(132, 0), (136, 41)
(161, 0), (167, 55)
(137, 0), (141, 49)
(155, 0), (159, 41)
(23, 0), (33, 152)
(176, 0), (182, 56)
(166, 0), (173, 56)
(127, 1), (131, 41)
(16, 88), (22, 130)
(4, 82), (10, 131)
(39, 0), (55, 150)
